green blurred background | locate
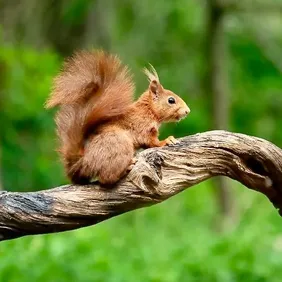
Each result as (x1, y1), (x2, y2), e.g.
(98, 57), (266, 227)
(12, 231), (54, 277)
(1, 0), (282, 281)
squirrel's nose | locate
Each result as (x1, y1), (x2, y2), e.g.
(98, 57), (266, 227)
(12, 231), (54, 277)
(185, 107), (190, 115)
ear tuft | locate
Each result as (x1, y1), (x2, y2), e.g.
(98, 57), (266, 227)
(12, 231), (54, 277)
(143, 63), (159, 83)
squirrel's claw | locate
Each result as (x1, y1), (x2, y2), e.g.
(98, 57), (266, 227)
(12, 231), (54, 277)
(165, 136), (180, 145)
(127, 158), (137, 171)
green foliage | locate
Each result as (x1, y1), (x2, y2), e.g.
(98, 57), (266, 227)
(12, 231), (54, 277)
(229, 32), (282, 144)
(1, 0), (282, 281)
(0, 46), (65, 191)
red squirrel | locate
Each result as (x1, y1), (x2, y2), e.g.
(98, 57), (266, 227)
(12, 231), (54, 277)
(45, 50), (190, 185)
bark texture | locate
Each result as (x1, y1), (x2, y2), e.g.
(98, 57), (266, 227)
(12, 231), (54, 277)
(1, 130), (282, 242)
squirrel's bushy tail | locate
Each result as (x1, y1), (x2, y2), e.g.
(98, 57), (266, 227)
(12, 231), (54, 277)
(45, 50), (135, 183)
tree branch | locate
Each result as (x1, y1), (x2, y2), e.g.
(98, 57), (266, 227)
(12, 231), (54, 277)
(1, 130), (282, 242)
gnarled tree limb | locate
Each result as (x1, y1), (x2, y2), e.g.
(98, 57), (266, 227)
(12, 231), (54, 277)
(1, 130), (282, 242)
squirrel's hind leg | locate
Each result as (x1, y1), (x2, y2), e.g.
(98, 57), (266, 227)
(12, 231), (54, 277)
(85, 131), (134, 185)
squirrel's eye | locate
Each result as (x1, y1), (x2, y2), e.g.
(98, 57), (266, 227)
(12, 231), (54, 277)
(168, 97), (176, 104)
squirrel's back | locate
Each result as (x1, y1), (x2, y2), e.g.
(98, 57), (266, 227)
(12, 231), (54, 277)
(45, 50), (135, 184)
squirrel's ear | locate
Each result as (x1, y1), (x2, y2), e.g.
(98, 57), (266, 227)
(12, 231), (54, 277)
(149, 80), (159, 97)
(143, 65), (161, 98)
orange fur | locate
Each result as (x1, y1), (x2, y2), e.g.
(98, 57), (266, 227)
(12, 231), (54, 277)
(46, 49), (190, 185)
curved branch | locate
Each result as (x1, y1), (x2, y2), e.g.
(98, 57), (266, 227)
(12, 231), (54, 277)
(1, 130), (282, 241)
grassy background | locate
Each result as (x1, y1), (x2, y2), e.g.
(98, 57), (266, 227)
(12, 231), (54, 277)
(1, 1), (282, 281)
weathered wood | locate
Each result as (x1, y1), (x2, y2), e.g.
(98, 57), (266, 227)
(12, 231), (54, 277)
(1, 130), (282, 242)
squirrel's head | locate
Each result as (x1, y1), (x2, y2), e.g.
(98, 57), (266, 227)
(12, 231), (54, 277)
(143, 65), (190, 123)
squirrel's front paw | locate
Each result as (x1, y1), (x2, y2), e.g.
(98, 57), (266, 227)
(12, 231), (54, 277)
(165, 136), (180, 145)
